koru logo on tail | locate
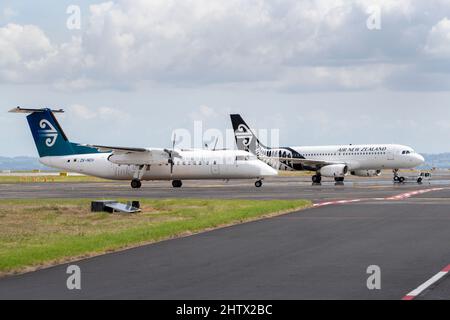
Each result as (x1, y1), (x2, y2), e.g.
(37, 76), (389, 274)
(38, 119), (58, 147)
(235, 124), (253, 147)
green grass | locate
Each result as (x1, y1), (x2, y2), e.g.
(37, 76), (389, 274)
(0, 198), (311, 275)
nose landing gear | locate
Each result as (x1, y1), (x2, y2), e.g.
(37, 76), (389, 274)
(131, 179), (142, 189)
(393, 169), (405, 184)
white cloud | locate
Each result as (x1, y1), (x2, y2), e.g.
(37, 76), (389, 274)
(0, 7), (17, 21)
(71, 104), (96, 120)
(1, 1), (450, 91)
(189, 105), (219, 121)
(425, 17), (450, 57)
(70, 104), (130, 121)
(0, 23), (55, 82)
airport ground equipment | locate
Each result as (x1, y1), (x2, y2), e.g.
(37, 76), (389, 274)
(394, 171), (431, 184)
(91, 200), (141, 213)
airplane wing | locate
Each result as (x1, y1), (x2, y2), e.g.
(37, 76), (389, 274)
(80, 144), (182, 166)
(260, 156), (344, 167)
(83, 144), (150, 153)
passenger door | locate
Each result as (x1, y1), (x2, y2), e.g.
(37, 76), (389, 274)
(210, 160), (220, 175)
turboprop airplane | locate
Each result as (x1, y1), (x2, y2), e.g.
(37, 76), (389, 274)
(10, 107), (277, 189)
(230, 114), (425, 184)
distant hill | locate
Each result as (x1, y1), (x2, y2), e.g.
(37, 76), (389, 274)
(0, 156), (51, 171)
(1, 154), (450, 171)
(421, 153), (450, 169)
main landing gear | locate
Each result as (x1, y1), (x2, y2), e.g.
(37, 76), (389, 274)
(312, 175), (345, 185)
(312, 174), (322, 184)
(172, 180), (183, 188)
(255, 180), (263, 188)
(131, 164), (147, 189)
(131, 179), (142, 189)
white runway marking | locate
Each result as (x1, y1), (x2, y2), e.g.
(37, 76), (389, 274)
(312, 188), (446, 208)
(402, 264), (450, 300)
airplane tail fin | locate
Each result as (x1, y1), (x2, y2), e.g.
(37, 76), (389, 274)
(230, 114), (269, 154)
(9, 107), (99, 157)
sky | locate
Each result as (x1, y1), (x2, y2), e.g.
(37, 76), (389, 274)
(2, 0), (450, 156)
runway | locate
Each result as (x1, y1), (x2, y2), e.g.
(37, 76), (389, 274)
(0, 174), (448, 202)
(1, 176), (450, 299)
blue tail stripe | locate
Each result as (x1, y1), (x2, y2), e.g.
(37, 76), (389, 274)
(26, 109), (99, 157)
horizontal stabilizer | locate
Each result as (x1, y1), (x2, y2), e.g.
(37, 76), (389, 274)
(8, 107), (64, 114)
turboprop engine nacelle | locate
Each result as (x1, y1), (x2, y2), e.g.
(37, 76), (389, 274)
(319, 164), (348, 178)
(350, 170), (381, 177)
(108, 153), (168, 165)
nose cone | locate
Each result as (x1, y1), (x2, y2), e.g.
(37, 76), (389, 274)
(416, 154), (425, 166)
(259, 162), (278, 177)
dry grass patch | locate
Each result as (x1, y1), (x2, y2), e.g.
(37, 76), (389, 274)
(0, 198), (311, 275)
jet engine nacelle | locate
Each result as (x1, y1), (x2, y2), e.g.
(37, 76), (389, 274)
(319, 164), (348, 177)
(350, 170), (381, 177)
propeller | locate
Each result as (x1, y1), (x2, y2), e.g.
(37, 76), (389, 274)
(165, 133), (177, 175)
(204, 137), (219, 151)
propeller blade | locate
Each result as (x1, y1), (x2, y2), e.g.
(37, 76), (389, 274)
(167, 133), (176, 175)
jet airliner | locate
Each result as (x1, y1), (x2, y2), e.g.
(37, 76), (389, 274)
(10, 107), (277, 188)
(231, 114), (425, 184)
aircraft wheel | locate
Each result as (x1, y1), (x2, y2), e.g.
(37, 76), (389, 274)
(172, 180), (183, 188)
(417, 177), (423, 184)
(312, 175), (322, 184)
(334, 177), (345, 183)
(131, 179), (142, 189)
(398, 177), (405, 183)
(393, 176), (400, 182)
(255, 180), (263, 188)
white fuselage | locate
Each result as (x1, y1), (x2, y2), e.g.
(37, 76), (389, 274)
(264, 144), (424, 171)
(39, 149), (277, 180)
